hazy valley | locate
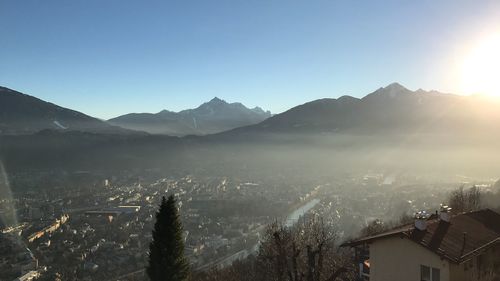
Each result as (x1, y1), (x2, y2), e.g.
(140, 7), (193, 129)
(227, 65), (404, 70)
(2, 83), (500, 280)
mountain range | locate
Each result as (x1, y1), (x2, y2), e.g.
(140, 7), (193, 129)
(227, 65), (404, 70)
(3, 83), (500, 140)
(107, 97), (272, 136)
(2, 83), (500, 177)
(0, 86), (126, 135)
(215, 83), (500, 139)
(0, 87), (271, 136)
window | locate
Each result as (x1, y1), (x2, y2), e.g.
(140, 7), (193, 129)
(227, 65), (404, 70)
(421, 265), (431, 281)
(421, 265), (440, 281)
(432, 267), (440, 281)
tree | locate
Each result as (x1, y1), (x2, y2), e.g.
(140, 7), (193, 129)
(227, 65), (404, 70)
(494, 179), (500, 192)
(190, 216), (355, 281)
(359, 219), (385, 237)
(449, 186), (482, 214)
(256, 217), (354, 281)
(147, 195), (189, 281)
(359, 213), (413, 237)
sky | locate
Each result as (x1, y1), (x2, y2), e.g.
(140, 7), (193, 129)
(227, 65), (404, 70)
(1, 0), (500, 119)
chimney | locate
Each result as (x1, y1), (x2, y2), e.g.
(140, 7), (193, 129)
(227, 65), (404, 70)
(460, 232), (467, 255)
(414, 211), (429, 231)
(439, 204), (452, 222)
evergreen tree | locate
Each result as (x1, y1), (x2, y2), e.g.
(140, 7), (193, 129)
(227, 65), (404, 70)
(147, 195), (189, 281)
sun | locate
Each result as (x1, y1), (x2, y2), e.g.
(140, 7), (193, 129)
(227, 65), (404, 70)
(460, 34), (500, 97)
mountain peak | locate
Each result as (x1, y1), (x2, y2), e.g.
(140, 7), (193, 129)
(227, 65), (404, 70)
(382, 83), (413, 97)
(251, 106), (272, 116)
(208, 97), (227, 104)
(384, 82), (408, 91)
(364, 82), (413, 101)
(110, 96), (271, 135)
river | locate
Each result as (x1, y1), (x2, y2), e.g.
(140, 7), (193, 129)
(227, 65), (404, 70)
(205, 198), (321, 269)
(285, 198), (321, 227)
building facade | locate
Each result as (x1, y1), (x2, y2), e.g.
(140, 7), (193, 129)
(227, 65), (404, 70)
(345, 209), (500, 281)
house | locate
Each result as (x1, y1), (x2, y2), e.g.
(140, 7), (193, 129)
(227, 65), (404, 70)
(344, 208), (500, 281)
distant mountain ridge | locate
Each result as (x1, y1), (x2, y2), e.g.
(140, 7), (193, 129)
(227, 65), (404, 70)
(216, 82), (500, 139)
(108, 97), (272, 136)
(2, 83), (500, 179)
(0, 86), (127, 135)
(4, 83), (499, 140)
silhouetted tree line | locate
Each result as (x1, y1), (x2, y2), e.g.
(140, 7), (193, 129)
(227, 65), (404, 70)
(448, 185), (482, 214)
(357, 184), (496, 238)
(192, 217), (355, 281)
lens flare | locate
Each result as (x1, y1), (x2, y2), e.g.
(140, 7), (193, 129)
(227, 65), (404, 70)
(0, 161), (18, 228)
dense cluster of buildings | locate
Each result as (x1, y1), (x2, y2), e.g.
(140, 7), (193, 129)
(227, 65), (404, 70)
(0, 233), (42, 280)
(1, 174), (320, 280)
(1, 171), (498, 280)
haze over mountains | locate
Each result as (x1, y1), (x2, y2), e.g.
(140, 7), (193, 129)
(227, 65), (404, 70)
(2, 83), (500, 178)
(0, 87), (271, 136)
(108, 97), (272, 136)
(3, 82), (500, 139)
(218, 82), (500, 139)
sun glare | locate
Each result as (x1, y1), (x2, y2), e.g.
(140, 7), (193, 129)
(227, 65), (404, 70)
(460, 34), (500, 97)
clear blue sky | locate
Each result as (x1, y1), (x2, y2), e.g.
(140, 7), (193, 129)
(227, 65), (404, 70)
(1, 0), (500, 119)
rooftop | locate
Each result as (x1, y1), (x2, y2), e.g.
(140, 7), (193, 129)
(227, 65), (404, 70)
(344, 209), (500, 264)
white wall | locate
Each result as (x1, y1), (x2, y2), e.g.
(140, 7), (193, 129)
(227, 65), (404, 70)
(370, 236), (450, 281)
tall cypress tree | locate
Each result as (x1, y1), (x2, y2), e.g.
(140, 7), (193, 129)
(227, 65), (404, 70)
(147, 195), (189, 281)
